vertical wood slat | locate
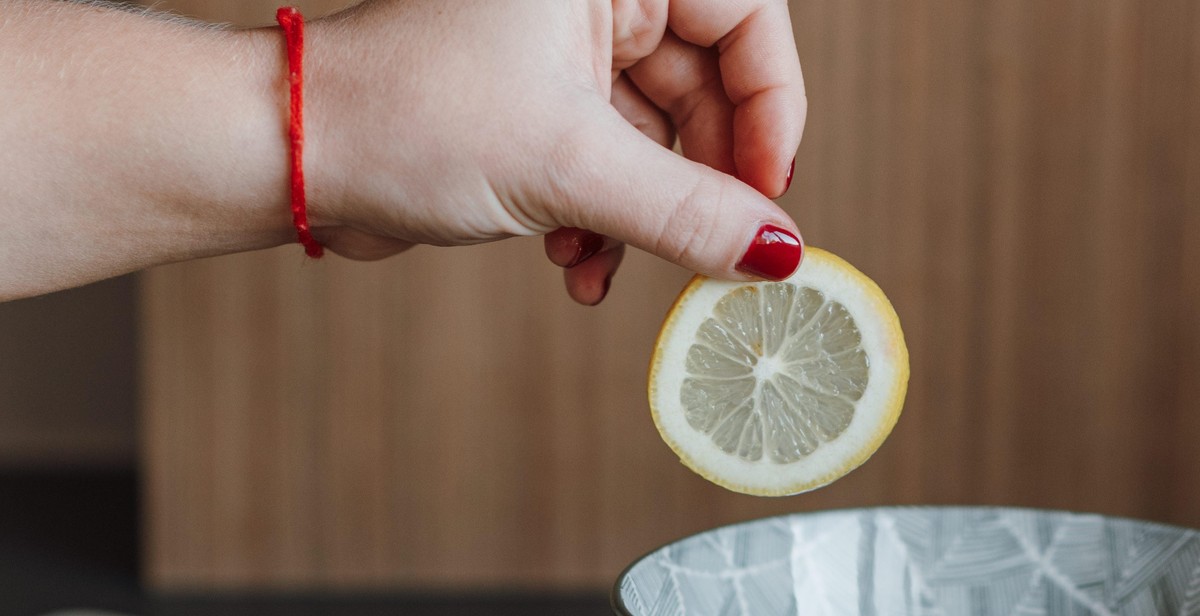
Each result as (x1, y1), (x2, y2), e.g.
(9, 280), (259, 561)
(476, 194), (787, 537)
(140, 0), (1200, 589)
(1173, 0), (1200, 519)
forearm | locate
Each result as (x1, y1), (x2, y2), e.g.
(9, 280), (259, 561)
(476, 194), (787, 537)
(0, 0), (292, 300)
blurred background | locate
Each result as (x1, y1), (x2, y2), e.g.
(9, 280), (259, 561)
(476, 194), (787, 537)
(0, 0), (1196, 613)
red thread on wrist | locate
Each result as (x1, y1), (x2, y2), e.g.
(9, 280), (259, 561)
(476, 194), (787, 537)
(277, 6), (323, 258)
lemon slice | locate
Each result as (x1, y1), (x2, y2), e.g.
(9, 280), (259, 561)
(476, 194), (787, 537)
(648, 247), (908, 496)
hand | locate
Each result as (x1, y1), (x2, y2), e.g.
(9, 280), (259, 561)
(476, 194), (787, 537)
(0, 0), (803, 301)
(299, 0), (806, 304)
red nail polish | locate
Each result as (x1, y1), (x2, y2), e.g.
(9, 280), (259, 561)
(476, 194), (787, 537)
(736, 225), (802, 281)
(784, 158), (795, 193)
(568, 231), (605, 267)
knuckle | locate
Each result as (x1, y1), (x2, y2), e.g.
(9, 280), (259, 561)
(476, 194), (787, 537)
(655, 174), (729, 269)
(538, 120), (606, 224)
(613, 0), (666, 56)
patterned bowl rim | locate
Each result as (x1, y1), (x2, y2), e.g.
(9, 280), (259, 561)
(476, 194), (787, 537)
(609, 505), (1199, 616)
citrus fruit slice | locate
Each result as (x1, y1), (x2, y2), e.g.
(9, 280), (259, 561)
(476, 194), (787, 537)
(648, 247), (908, 496)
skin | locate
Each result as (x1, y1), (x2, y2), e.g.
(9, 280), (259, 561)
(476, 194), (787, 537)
(0, 0), (806, 304)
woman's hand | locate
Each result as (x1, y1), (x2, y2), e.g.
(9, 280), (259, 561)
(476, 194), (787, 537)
(300, 0), (806, 304)
(0, 0), (803, 302)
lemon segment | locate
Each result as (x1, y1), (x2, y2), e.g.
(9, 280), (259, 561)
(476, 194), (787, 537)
(648, 247), (908, 496)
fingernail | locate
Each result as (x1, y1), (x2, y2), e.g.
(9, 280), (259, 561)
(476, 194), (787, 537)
(784, 158), (795, 193)
(568, 231), (605, 267)
(736, 225), (803, 281)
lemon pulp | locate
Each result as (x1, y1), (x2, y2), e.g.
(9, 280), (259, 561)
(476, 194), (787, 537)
(681, 284), (869, 464)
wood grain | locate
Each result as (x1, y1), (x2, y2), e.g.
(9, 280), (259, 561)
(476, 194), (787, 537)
(139, 0), (1200, 590)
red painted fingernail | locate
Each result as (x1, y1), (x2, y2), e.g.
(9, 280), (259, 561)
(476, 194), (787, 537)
(736, 225), (802, 281)
(784, 158), (795, 193)
(567, 231), (605, 267)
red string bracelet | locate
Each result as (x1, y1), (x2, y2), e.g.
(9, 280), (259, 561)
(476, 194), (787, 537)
(276, 7), (323, 258)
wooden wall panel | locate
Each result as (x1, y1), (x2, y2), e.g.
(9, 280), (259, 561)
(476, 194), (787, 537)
(0, 276), (136, 468)
(140, 0), (1200, 590)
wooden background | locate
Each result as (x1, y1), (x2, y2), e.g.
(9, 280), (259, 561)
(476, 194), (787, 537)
(0, 275), (136, 468)
(137, 0), (1200, 591)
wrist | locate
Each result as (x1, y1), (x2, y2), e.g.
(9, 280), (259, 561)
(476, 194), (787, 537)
(231, 22), (347, 237)
(174, 27), (300, 256)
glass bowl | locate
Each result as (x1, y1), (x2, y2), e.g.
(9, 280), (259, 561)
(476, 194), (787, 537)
(613, 507), (1200, 615)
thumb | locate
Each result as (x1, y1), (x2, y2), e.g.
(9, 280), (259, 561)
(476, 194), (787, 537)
(546, 110), (803, 281)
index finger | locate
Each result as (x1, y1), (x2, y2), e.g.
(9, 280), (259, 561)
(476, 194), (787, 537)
(668, 0), (806, 196)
